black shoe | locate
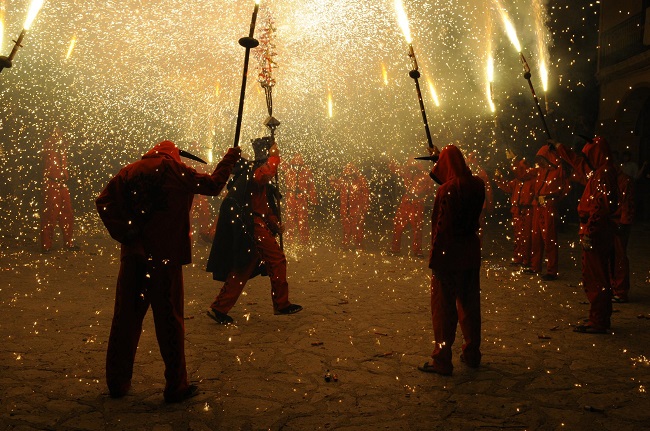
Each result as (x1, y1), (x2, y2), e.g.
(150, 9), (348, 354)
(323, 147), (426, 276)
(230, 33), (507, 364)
(165, 384), (199, 403)
(541, 273), (558, 281)
(522, 268), (538, 274)
(206, 309), (233, 325)
(611, 295), (628, 303)
(275, 304), (303, 315)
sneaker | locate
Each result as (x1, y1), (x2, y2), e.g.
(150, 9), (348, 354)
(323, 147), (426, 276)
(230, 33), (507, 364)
(275, 304), (303, 315)
(541, 273), (558, 281)
(165, 384), (199, 403)
(611, 295), (628, 303)
(206, 309), (233, 325)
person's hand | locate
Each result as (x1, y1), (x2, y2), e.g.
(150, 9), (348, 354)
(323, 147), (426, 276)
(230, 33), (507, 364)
(269, 142), (280, 158)
(580, 235), (592, 250)
(505, 149), (516, 160)
(428, 145), (440, 156)
(494, 168), (502, 178)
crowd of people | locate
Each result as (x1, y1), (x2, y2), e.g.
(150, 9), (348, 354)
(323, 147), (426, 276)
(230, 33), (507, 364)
(32, 123), (642, 402)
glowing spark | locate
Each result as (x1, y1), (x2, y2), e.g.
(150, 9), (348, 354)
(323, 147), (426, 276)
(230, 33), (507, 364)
(426, 78), (440, 107)
(24, 0), (44, 30)
(495, 1), (521, 52)
(255, 0), (261, 4)
(487, 54), (494, 84)
(487, 54), (495, 112)
(540, 59), (548, 92)
(381, 62), (388, 85)
(394, 0), (412, 44)
(327, 89), (333, 118)
(65, 36), (76, 60)
(0, 4), (4, 49)
(215, 82), (221, 97)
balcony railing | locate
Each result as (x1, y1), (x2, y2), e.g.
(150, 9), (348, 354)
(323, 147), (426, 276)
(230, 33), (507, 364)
(600, 12), (650, 68)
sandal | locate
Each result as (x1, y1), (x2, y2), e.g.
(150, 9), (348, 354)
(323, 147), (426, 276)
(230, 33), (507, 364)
(206, 309), (233, 325)
(573, 324), (607, 334)
(417, 362), (452, 376)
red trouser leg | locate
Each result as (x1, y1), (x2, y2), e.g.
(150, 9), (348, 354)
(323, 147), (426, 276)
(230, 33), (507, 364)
(58, 186), (75, 247)
(106, 257), (151, 396)
(40, 184), (58, 250)
(211, 221), (291, 313)
(611, 225), (631, 300)
(520, 207), (533, 266)
(582, 228), (614, 330)
(543, 202), (559, 276)
(391, 201), (408, 252)
(430, 269), (481, 373)
(410, 201), (424, 255)
(512, 208), (524, 263)
(148, 264), (189, 400)
(530, 206), (543, 272)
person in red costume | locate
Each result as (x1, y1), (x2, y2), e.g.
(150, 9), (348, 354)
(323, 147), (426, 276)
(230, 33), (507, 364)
(611, 168), (635, 303)
(465, 152), (493, 237)
(525, 145), (570, 281)
(388, 157), (432, 257)
(329, 163), (370, 250)
(96, 140), (240, 402)
(206, 137), (303, 325)
(418, 144), (485, 376)
(186, 141), (214, 244)
(494, 151), (536, 267)
(40, 126), (78, 253)
(550, 137), (618, 333)
(284, 153), (317, 245)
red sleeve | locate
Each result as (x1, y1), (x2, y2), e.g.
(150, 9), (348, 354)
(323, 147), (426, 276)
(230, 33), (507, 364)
(96, 172), (133, 244)
(556, 144), (591, 183)
(254, 155), (279, 185)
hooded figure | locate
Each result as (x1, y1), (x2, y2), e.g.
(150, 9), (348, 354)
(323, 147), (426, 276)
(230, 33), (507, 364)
(41, 126), (77, 252)
(329, 163), (370, 249)
(553, 137), (618, 333)
(526, 144), (570, 280)
(96, 140), (240, 402)
(494, 157), (536, 266)
(418, 145), (485, 376)
(388, 157), (433, 257)
(284, 153), (317, 245)
(206, 137), (302, 325)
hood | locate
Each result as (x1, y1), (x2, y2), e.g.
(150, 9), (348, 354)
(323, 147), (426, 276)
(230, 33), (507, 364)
(142, 140), (181, 163)
(291, 153), (304, 166)
(535, 145), (559, 169)
(342, 163), (359, 177)
(431, 145), (471, 185)
(581, 136), (612, 170)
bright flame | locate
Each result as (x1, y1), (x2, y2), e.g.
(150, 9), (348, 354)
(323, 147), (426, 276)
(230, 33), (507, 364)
(487, 83), (496, 113)
(540, 59), (548, 92)
(215, 82), (221, 97)
(327, 89), (333, 118)
(255, 0), (261, 5)
(381, 63), (388, 85)
(395, 0), (412, 44)
(427, 78), (440, 107)
(23, 0), (44, 30)
(495, 1), (521, 52)
(0, 18), (4, 51)
(487, 54), (494, 83)
(65, 36), (77, 60)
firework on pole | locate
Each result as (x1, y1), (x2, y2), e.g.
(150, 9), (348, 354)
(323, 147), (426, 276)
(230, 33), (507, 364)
(254, 9), (284, 249)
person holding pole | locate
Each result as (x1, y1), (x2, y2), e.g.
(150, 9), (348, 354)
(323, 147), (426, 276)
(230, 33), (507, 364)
(206, 137), (302, 325)
(418, 144), (485, 376)
(96, 140), (240, 402)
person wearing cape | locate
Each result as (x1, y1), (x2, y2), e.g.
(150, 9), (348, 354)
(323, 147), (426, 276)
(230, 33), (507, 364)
(96, 140), (240, 402)
(206, 137), (302, 325)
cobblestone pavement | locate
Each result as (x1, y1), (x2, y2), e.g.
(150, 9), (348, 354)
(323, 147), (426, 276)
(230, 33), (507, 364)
(1, 222), (649, 430)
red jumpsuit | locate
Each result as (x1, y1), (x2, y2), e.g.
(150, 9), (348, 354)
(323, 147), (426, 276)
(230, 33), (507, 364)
(284, 154), (317, 245)
(96, 141), (240, 401)
(389, 161), (432, 256)
(210, 154), (294, 314)
(556, 138), (618, 331)
(40, 130), (75, 252)
(427, 145), (485, 375)
(530, 145), (568, 277)
(330, 164), (370, 249)
(611, 169), (634, 301)
(494, 159), (535, 266)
